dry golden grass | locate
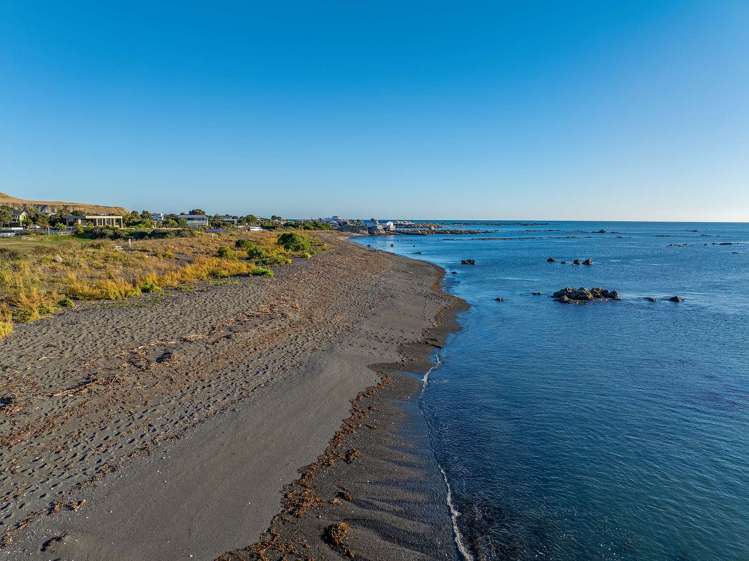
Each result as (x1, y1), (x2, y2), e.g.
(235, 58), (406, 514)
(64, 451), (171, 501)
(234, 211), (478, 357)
(0, 230), (324, 337)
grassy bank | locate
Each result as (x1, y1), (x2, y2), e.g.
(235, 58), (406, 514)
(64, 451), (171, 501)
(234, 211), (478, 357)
(0, 230), (324, 337)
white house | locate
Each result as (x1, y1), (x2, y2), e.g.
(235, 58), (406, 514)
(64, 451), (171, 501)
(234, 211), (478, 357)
(66, 214), (124, 228)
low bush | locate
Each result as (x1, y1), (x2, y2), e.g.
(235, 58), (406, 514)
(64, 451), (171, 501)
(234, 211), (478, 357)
(216, 246), (235, 259)
(277, 232), (312, 253)
(251, 267), (274, 277)
(0, 306), (12, 338)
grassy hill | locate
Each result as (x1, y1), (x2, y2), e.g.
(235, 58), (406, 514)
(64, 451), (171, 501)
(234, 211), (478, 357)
(0, 192), (128, 215)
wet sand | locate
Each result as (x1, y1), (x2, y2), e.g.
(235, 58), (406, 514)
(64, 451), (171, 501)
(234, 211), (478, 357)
(1, 234), (465, 560)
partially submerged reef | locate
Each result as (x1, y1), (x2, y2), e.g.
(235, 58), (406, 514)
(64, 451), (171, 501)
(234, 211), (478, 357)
(553, 287), (620, 303)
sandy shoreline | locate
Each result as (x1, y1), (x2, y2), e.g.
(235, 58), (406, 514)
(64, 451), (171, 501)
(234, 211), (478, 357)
(1, 234), (466, 560)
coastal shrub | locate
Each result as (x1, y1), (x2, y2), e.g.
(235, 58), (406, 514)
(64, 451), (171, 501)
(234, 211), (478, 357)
(0, 248), (21, 260)
(67, 277), (141, 301)
(58, 297), (75, 308)
(277, 232), (312, 253)
(251, 267), (273, 277)
(0, 261), (60, 323)
(216, 246), (235, 259)
(234, 239), (254, 250)
(0, 306), (12, 339)
(155, 257), (256, 287)
(256, 252), (292, 266)
(243, 242), (267, 260)
(139, 274), (162, 293)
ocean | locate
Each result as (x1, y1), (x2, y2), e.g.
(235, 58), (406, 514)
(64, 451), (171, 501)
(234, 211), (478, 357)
(355, 222), (749, 561)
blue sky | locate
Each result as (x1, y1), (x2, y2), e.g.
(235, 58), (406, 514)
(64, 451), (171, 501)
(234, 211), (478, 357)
(1, 1), (747, 220)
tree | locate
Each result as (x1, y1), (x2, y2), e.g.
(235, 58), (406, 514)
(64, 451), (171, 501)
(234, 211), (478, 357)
(189, 209), (206, 216)
(33, 214), (50, 228)
(0, 206), (14, 226)
(124, 211), (142, 226)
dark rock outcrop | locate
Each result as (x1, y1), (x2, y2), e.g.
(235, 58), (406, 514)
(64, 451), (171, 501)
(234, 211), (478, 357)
(668, 295), (684, 303)
(546, 257), (556, 263)
(461, 259), (476, 265)
(582, 258), (593, 266)
(553, 287), (620, 303)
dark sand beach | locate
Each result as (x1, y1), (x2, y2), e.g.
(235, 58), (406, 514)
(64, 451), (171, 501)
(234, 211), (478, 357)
(1, 234), (465, 561)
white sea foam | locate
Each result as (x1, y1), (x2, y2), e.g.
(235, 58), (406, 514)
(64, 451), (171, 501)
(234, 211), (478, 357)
(422, 353), (441, 392)
(422, 355), (473, 560)
(439, 464), (474, 561)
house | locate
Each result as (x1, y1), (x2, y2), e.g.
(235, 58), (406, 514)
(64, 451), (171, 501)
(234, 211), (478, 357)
(340, 222), (367, 233)
(36, 205), (57, 215)
(66, 214), (124, 228)
(383, 221), (396, 232)
(213, 214), (239, 226)
(367, 219), (384, 235)
(180, 214), (210, 228)
(10, 210), (28, 227)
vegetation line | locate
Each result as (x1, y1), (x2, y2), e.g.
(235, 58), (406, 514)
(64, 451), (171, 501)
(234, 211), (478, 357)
(0, 230), (324, 338)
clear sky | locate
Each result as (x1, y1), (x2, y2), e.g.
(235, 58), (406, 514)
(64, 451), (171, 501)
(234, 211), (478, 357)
(1, 1), (747, 220)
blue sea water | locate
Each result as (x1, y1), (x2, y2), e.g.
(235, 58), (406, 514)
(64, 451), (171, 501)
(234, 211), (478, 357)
(355, 222), (749, 561)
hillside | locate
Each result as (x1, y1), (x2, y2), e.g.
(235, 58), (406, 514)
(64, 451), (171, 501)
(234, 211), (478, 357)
(0, 192), (128, 215)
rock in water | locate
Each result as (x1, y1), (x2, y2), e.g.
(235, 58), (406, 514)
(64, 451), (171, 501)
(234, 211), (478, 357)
(644, 297), (657, 303)
(573, 258), (581, 265)
(582, 258), (593, 266)
(495, 297), (505, 302)
(461, 259), (476, 265)
(553, 287), (620, 303)
(668, 295), (684, 303)
(546, 257), (556, 263)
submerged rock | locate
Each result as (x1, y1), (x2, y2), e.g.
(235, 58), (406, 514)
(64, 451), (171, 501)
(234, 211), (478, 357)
(532, 291), (543, 296)
(495, 297), (505, 302)
(668, 295), (685, 303)
(546, 257), (556, 263)
(644, 296), (657, 303)
(553, 287), (620, 303)
(461, 259), (476, 265)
